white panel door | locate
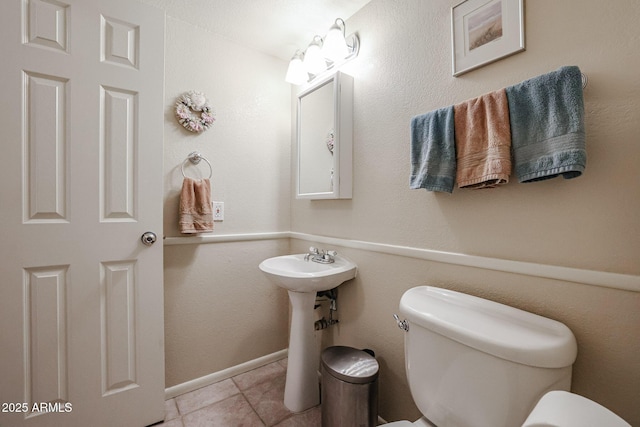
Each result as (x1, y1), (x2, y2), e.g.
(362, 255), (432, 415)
(0, 0), (165, 426)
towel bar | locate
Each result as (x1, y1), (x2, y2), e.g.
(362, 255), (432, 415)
(181, 151), (213, 179)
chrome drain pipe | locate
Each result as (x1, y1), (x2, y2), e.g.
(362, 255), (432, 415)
(315, 288), (339, 330)
(315, 316), (339, 330)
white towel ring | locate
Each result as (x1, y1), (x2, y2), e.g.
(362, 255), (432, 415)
(181, 151), (213, 179)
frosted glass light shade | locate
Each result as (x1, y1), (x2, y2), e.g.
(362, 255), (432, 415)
(285, 55), (308, 85)
(303, 37), (327, 75)
(322, 22), (348, 62)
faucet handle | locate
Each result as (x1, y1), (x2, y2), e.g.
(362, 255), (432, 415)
(309, 246), (319, 254)
(327, 250), (337, 257)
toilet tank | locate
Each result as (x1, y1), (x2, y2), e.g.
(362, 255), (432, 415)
(399, 286), (577, 427)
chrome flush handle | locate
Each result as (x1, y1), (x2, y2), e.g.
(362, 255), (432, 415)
(393, 314), (409, 332)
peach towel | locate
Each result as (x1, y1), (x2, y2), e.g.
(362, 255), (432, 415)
(179, 178), (213, 234)
(454, 89), (512, 189)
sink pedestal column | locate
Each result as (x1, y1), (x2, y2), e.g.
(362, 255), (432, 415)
(284, 290), (320, 413)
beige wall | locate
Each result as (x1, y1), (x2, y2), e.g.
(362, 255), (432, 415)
(289, 0), (640, 424)
(162, 17), (292, 387)
(293, 0), (639, 275)
(291, 240), (640, 424)
(164, 239), (291, 387)
(161, 0), (640, 425)
(163, 17), (291, 237)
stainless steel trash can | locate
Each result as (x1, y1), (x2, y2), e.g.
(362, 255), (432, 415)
(321, 346), (379, 427)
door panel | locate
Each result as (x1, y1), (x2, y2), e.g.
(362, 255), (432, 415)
(0, 1), (165, 426)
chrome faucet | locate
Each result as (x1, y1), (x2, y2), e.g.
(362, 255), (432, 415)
(304, 246), (319, 261)
(304, 246), (337, 264)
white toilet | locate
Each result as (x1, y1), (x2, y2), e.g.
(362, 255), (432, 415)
(388, 286), (576, 427)
(388, 286), (630, 427)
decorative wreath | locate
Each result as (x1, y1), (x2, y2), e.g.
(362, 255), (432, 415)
(175, 91), (215, 133)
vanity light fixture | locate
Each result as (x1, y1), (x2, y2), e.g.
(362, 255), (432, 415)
(285, 18), (360, 85)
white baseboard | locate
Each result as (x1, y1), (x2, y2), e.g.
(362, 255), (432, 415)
(165, 349), (288, 399)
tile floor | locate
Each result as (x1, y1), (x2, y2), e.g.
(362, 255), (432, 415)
(158, 358), (321, 427)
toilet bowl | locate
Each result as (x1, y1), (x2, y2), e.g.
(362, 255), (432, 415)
(386, 419), (433, 427)
(522, 390), (631, 427)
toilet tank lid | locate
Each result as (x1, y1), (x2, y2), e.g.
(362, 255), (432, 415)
(399, 286), (577, 368)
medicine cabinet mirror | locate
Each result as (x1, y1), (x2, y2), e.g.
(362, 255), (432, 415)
(296, 71), (353, 199)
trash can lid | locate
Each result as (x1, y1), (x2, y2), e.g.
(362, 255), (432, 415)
(321, 346), (379, 384)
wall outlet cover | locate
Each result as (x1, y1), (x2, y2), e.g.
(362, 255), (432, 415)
(213, 201), (224, 221)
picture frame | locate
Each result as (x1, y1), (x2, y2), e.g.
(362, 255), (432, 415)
(451, 0), (525, 76)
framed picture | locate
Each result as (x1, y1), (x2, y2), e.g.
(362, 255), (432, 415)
(451, 0), (525, 76)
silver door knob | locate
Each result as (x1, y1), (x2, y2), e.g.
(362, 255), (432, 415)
(141, 231), (157, 246)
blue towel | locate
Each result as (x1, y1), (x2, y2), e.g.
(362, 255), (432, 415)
(410, 106), (456, 193)
(505, 66), (586, 183)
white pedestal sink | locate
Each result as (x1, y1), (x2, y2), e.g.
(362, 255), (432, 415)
(259, 253), (357, 413)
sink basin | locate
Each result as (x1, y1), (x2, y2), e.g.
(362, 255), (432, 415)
(259, 253), (357, 413)
(259, 254), (357, 292)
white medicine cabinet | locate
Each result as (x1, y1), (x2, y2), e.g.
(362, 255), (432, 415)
(296, 72), (353, 199)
